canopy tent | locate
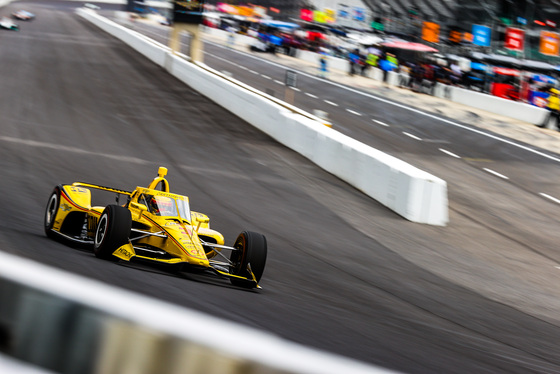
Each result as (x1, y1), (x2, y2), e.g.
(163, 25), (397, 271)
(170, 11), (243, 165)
(381, 41), (438, 52)
(346, 33), (383, 46)
(259, 19), (299, 30)
(471, 62), (488, 71)
(493, 67), (520, 76)
(520, 59), (555, 71)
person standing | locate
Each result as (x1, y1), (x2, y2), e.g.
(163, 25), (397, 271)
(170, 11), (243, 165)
(365, 50), (379, 73)
(226, 26), (235, 48)
(379, 53), (397, 84)
(398, 63), (410, 88)
(348, 49), (360, 76)
(318, 53), (328, 78)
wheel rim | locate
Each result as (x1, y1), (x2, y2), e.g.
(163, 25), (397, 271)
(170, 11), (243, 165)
(95, 215), (108, 247)
(45, 194), (58, 227)
(231, 234), (247, 274)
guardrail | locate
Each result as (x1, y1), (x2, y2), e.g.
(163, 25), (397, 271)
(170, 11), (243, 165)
(76, 7), (448, 227)
(0, 250), (398, 374)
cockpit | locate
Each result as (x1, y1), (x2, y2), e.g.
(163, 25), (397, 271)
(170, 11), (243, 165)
(139, 193), (191, 222)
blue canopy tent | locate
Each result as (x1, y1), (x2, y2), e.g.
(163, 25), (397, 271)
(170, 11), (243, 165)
(259, 20), (299, 31)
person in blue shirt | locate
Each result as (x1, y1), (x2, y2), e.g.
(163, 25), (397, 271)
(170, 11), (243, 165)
(348, 49), (360, 76)
(318, 53), (328, 78)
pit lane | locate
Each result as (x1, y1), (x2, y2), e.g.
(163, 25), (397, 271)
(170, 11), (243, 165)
(2, 2), (560, 373)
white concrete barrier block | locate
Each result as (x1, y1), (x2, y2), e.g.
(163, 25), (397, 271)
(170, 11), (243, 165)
(0, 0), (15, 7)
(370, 68), (383, 82)
(449, 86), (548, 124)
(433, 83), (446, 98)
(387, 71), (399, 86)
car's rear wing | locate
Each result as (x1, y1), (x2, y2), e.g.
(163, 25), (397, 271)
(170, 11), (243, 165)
(72, 182), (132, 196)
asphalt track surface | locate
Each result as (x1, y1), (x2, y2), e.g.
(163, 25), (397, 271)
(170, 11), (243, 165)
(2, 1), (560, 373)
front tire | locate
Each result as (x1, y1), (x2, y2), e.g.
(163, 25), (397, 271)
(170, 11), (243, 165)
(94, 205), (131, 261)
(44, 187), (61, 238)
(229, 231), (267, 289)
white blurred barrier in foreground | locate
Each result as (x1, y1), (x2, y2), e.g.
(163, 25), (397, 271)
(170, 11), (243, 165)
(0, 353), (56, 374)
(76, 7), (448, 227)
(0, 251), (399, 374)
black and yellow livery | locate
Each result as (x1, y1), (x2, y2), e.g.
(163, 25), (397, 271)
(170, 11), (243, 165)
(44, 167), (267, 289)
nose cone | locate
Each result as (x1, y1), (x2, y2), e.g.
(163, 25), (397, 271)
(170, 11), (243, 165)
(166, 223), (209, 266)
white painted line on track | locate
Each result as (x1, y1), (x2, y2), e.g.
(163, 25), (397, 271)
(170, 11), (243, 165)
(291, 87), (301, 92)
(261, 75), (271, 79)
(483, 168), (509, 180)
(403, 132), (422, 141)
(373, 119), (389, 127)
(346, 109), (362, 116)
(555, 266), (560, 269)
(273, 79), (284, 85)
(249, 70), (259, 74)
(205, 41), (560, 163)
(439, 148), (461, 158)
(0, 136), (148, 164)
(305, 92), (318, 99)
(324, 100), (339, 106)
(540, 193), (560, 204)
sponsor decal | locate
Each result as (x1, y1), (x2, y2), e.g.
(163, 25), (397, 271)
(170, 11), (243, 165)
(61, 191), (88, 211)
(534, 96), (548, 107)
(87, 215), (99, 233)
(181, 241), (202, 256)
(60, 203), (71, 212)
(70, 187), (88, 194)
(137, 188), (187, 201)
(115, 247), (133, 261)
(144, 215), (206, 260)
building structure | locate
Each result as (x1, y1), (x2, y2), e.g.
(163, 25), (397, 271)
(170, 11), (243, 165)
(203, 0), (560, 62)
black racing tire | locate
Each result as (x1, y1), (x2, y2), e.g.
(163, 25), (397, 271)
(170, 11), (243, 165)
(229, 231), (267, 289)
(44, 187), (61, 238)
(94, 205), (131, 261)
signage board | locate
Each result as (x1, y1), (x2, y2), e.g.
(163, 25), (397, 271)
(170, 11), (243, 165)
(472, 25), (491, 47)
(285, 70), (297, 88)
(422, 22), (440, 43)
(540, 31), (560, 56)
(504, 27), (525, 51)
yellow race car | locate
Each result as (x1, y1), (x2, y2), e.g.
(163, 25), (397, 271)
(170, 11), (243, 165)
(44, 167), (267, 289)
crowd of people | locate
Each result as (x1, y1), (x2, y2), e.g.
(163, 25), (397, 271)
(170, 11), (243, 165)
(246, 27), (465, 92)
(225, 21), (560, 130)
(343, 47), (466, 95)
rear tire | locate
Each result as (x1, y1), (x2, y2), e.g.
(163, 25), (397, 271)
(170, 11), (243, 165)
(94, 205), (131, 261)
(44, 187), (61, 238)
(229, 231), (267, 289)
